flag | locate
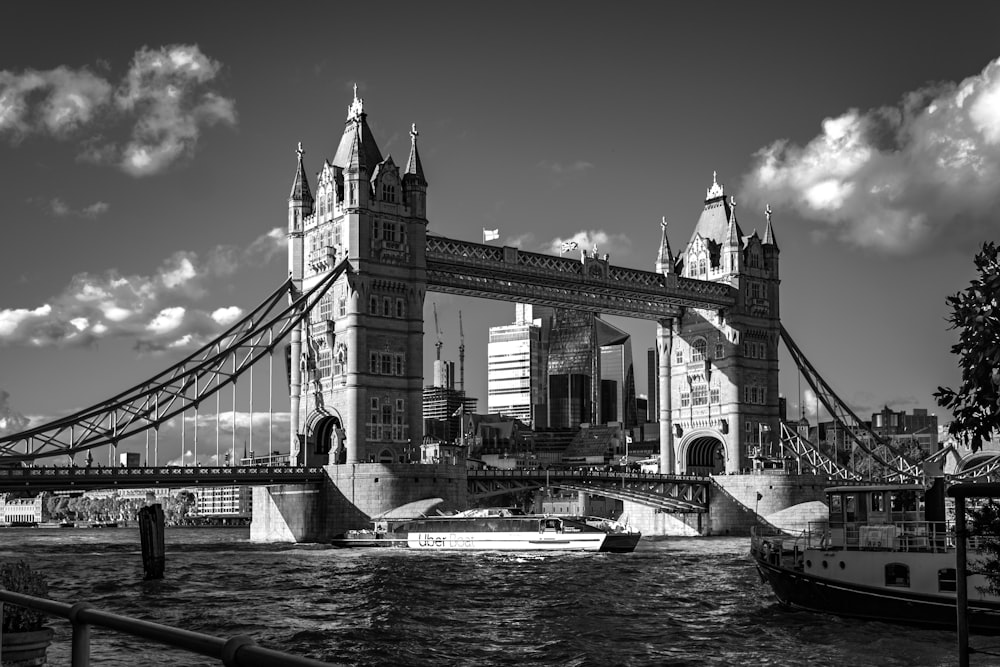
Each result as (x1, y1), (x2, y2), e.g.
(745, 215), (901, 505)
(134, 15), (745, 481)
(560, 241), (578, 254)
(483, 228), (499, 242)
(625, 434), (633, 444)
(756, 491), (763, 501)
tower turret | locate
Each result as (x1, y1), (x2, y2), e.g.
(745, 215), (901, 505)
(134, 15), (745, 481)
(333, 85), (384, 209)
(288, 142), (313, 285)
(655, 217), (676, 281)
(723, 195), (743, 278)
(403, 123), (428, 219)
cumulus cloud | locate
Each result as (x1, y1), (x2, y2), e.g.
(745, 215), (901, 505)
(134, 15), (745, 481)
(505, 229), (633, 261)
(34, 197), (110, 218)
(0, 390), (30, 436)
(0, 44), (235, 176)
(741, 56), (1000, 254)
(0, 227), (285, 351)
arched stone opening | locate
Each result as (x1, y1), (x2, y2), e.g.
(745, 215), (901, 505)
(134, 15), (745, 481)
(683, 434), (726, 476)
(304, 409), (345, 465)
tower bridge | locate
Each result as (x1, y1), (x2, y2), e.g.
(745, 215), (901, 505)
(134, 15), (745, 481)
(0, 88), (993, 542)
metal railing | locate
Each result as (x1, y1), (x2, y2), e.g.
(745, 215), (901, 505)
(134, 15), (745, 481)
(0, 590), (333, 666)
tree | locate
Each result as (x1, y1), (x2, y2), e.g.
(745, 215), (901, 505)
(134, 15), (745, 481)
(934, 242), (1000, 452)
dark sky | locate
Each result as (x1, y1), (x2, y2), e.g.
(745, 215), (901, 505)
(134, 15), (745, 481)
(3, 2), (1000, 461)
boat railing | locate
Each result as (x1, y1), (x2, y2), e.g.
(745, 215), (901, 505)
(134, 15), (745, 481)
(0, 589), (333, 666)
(836, 520), (954, 553)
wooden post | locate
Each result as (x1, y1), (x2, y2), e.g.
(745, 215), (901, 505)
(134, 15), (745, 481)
(955, 495), (969, 667)
(139, 502), (166, 580)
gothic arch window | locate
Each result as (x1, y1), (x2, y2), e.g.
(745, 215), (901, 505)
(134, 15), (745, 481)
(692, 338), (707, 362)
(370, 295), (378, 315)
(698, 259), (706, 277)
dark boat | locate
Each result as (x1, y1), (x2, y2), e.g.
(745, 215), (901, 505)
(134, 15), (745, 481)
(751, 479), (1000, 633)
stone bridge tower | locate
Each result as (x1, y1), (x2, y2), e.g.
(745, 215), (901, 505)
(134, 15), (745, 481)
(286, 89), (428, 465)
(668, 174), (780, 474)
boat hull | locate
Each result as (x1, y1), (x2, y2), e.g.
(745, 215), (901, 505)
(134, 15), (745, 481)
(754, 553), (1000, 634)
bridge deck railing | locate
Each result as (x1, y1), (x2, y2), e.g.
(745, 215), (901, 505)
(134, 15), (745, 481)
(0, 589), (333, 666)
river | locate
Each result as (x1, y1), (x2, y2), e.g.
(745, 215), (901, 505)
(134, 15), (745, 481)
(0, 527), (990, 666)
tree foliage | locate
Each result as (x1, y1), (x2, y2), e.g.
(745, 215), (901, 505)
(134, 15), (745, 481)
(934, 242), (1000, 452)
(968, 500), (1000, 596)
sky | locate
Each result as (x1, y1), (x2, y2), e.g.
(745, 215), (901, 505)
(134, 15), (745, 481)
(2, 2), (1000, 464)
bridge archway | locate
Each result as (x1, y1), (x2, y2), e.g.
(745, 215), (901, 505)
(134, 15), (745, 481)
(956, 451), (1000, 475)
(679, 430), (726, 476)
(304, 409), (345, 465)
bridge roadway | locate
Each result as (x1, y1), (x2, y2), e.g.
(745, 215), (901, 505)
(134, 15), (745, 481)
(0, 465), (327, 492)
(467, 469), (711, 513)
(0, 466), (712, 513)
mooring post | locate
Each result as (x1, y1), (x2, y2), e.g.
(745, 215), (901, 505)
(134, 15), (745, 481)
(139, 499), (166, 580)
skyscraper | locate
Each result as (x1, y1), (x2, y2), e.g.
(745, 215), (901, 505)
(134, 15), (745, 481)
(487, 304), (550, 426)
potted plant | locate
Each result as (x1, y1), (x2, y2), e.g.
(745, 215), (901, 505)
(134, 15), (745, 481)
(1, 561), (53, 667)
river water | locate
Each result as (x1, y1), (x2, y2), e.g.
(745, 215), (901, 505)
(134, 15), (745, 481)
(0, 528), (992, 666)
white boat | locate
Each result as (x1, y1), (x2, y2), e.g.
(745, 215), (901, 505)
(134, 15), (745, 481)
(332, 508), (641, 552)
(750, 480), (1000, 633)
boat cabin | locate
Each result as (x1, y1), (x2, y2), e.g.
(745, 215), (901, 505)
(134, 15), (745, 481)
(824, 480), (948, 552)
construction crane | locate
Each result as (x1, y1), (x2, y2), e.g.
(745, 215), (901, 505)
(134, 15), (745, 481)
(433, 302), (443, 361)
(459, 310), (465, 392)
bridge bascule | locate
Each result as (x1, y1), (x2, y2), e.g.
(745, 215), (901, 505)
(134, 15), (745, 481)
(0, 89), (995, 539)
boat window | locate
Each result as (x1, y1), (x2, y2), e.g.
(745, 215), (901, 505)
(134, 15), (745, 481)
(541, 518), (562, 532)
(845, 495), (857, 523)
(938, 568), (957, 592)
(885, 563), (910, 588)
(870, 492), (884, 513)
(829, 494), (842, 521)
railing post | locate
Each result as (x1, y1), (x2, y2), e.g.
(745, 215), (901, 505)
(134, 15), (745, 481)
(68, 601), (94, 666)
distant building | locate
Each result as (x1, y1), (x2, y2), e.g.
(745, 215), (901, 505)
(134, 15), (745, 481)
(422, 385), (477, 444)
(0, 494), (47, 524)
(195, 486), (251, 520)
(487, 304), (549, 426)
(870, 407), (939, 455)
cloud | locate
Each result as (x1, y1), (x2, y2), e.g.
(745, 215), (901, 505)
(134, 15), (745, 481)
(35, 197), (110, 218)
(0, 390), (30, 436)
(0, 227), (286, 351)
(537, 159), (595, 175)
(0, 44), (235, 176)
(504, 229), (633, 262)
(741, 56), (1000, 254)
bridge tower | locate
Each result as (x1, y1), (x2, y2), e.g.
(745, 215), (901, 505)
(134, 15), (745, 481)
(286, 89), (428, 466)
(669, 174), (781, 474)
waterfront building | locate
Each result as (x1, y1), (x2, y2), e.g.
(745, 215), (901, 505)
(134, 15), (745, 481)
(487, 304), (550, 427)
(194, 485), (252, 520)
(667, 174), (781, 474)
(0, 493), (48, 524)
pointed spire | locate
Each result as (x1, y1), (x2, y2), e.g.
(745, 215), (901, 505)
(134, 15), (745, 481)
(404, 123), (427, 185)
(289, 141), (313, 203)
(333, 85), (384, 172)
(657, 216), (675, 274)
(706, 170), (725, 200)
(347, 82), (365, 121)
(763, 204), (779, 249)
(725, 194), (741, 248)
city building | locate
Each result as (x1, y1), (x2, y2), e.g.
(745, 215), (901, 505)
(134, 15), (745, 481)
(487, 304), (550, 426)
(195, 486), (252, 520)
(0, 494), (47, 524)
(422, 385), (477, 445)
(870, 407), (939, 456)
